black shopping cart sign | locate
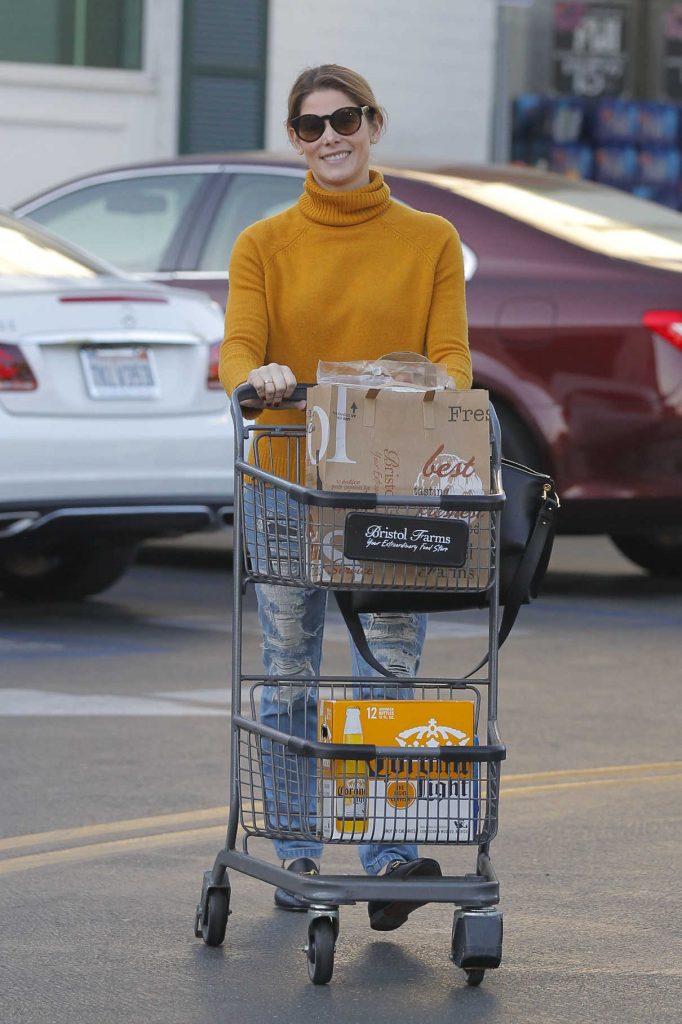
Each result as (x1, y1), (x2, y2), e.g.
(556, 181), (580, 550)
(343, 512), (469, 567)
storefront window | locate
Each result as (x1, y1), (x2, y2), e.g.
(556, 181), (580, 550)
(505, 0), (682, 210)
(0, 0), (144, 70)
(551, 1), (633, 97)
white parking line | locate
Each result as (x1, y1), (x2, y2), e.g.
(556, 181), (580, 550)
(155, 688), (230, 705)
(0, 638), (66, 653)
(0, 688), (230, 716)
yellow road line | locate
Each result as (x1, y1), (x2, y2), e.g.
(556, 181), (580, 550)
(0, 806), (227, 854)
(503, 761), (682, 783)
(501, 771), (682, 797)
(2, 762), (680, 855)
(0, 826), (226, 876)
(0, 766), (679, 876)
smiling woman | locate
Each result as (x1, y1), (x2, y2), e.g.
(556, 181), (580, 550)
(289, 95), (373, 192)
(284, 66), (385, 194)
(218, 63), (474, 916)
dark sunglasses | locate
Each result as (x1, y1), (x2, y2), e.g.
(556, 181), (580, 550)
(290, 105), (371, 143)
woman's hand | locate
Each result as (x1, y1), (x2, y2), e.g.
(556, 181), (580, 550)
(243, 363), (306, 409)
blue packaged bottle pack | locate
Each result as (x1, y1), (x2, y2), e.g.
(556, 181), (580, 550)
(548, 98), (590, 145)
(549, 145), (594, 179)
(638, 148), (681, 187)
(511, 95), (552, 167)
(594, 99), (640, 145)
(637, 103), (680, 148)
(512, 95), (551, 142)
(593, 146), (639, 188)
(511, 91), (682, 205)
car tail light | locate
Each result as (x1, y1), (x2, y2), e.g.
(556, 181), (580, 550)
(0, 344), (37, 391)
(207, 340), (222, 389)
(642, 310), (682, 351)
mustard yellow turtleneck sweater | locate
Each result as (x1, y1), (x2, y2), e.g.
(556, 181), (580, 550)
(220, 169), (472, 480)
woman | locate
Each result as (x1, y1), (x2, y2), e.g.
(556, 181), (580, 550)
(220, 64), (472, 931)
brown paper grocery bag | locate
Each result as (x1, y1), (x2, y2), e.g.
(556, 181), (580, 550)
(305, 385), (490, 496)
(305, 385), (492, 590)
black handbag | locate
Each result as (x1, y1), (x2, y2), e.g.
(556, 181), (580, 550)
(334, 459), (560, 677)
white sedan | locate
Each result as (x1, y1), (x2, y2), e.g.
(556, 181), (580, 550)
(0, 211), (232, 600)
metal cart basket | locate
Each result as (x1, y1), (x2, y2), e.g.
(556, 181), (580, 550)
(194, 384), (507, 986)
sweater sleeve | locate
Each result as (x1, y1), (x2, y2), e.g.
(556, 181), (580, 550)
(219, 230), (269, 396)
(425, 224), (473, 390)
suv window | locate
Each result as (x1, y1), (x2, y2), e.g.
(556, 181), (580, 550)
(198, 172), (304, 271)
(23, 173), (206, 272)
(435, 171), (682, 273)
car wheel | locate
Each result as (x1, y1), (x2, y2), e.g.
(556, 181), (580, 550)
(610, 530), (682, 577)
(0, 544), (138, 600)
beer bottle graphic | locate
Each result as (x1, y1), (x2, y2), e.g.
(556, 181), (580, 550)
(337, 706), (369, 834)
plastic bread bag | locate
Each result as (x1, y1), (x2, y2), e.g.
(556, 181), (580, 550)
(316, 351), (454, 391)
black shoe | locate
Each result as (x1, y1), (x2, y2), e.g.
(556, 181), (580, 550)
(368, 857), (442, 932)
(274, 857), (320, 911)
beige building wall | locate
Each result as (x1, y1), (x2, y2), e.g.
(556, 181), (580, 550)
(265, 0), (499, 166)
(0, 0), (500, 207)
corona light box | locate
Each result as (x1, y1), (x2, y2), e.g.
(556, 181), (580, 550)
(305, 384), (492, 589)
(318, 699), (478, 842)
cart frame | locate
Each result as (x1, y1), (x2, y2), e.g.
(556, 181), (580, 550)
(195, 383), (507, 985)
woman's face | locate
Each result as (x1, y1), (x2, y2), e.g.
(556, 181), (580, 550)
(289, 88), (376, 192)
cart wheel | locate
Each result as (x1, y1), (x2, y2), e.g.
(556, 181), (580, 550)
(202, 888), (229, 947)
(307, 918), (335, 985)
(451, 908), (502, 975)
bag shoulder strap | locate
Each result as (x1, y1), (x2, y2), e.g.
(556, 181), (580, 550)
(335, 590), (395, 677)
(335, 488), (559, 680)
(462, 487), (558, 678)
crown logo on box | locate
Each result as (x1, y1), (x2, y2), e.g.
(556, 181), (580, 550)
(396, 717), (470, 748)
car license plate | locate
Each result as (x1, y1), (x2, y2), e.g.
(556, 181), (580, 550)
(80, 346), (159, 399)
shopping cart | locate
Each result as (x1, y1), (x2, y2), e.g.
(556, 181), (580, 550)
(194, 383), (507, 986)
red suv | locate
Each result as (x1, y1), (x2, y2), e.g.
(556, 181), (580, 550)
(14, 156), (682, 575)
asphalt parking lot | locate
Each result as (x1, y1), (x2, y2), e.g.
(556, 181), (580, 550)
(1, 534), (681, 1023)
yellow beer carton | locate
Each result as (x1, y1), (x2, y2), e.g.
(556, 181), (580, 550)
(318, 699), (477, 842)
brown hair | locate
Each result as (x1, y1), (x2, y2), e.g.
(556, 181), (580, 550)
(286, 64), (386, 135)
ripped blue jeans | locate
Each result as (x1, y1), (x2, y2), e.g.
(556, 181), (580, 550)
(245, 485), (426, 874)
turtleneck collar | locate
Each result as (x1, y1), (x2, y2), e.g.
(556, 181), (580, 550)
(298, 169), (392, 226)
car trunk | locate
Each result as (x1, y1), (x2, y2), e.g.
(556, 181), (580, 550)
(0, 287), (223, 417)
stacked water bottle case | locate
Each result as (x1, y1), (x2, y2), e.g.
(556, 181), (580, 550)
(512, 94), (682, 209)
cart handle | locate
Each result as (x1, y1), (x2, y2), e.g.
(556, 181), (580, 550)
(233, 382), (311, 413)
(234, 715), (506, 762)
